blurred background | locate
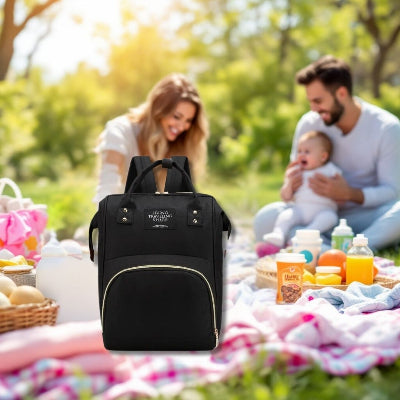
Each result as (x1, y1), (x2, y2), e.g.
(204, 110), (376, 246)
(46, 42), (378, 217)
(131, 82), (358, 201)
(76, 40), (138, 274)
(1, 0), (400, 238)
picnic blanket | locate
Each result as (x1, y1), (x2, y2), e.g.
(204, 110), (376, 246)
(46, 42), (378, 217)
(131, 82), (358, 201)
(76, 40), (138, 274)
(1, 224), (400, 399)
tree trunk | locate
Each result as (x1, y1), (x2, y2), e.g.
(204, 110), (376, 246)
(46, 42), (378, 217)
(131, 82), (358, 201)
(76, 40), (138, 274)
(0, 0), (61, 81)
(0, 33), (16, 81)
(357, 0), (400, 99)
(0, 0), (17, 80)
(371, 47), (387, 98)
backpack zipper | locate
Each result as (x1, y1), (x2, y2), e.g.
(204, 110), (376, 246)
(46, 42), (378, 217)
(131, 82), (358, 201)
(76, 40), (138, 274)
(101, 265), (219, 348)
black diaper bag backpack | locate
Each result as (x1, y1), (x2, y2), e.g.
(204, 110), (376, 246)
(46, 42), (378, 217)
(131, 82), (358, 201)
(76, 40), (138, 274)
(89, 157), (231, 351)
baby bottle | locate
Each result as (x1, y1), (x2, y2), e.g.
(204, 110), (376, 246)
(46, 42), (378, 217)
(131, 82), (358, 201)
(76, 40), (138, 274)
(331, 219), (354, 252)
(36, 233), (99, 323)
(345, 234), (374, 285)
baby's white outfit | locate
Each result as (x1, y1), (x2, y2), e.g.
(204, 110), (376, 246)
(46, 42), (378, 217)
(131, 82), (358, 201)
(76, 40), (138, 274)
(264, 161), (341, 247)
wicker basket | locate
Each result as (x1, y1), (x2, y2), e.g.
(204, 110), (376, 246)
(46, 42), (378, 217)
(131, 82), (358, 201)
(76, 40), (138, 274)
(303, 275), (400, 291)
(255, 256), (277, 289)
(0, 299), (59, 334)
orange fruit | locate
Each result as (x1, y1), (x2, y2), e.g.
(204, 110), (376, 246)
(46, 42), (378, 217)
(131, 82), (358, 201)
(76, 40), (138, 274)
(373, 264), (378, 278)
(317, 249), (347, 282)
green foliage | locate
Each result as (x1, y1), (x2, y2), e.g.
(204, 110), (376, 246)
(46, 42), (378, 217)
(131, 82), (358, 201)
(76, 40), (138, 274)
(30, 65), (113, 180)
(0, 79), (36, 178)
(361, 84), (400, 119)
(198, 168), (283, 219)
(106, 25), (187, 117)
(149, 357), (400, 400)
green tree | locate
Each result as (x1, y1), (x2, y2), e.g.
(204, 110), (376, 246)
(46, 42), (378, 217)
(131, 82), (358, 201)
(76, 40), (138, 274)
(0, 78), (35, 177)
(352, 0), (400, 98)
(29, 65), (113, 180)
(105, 25), (187, 117)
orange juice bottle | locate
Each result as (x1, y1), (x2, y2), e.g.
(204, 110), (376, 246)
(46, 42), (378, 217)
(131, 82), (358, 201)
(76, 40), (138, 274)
(346, 234), (374, 285)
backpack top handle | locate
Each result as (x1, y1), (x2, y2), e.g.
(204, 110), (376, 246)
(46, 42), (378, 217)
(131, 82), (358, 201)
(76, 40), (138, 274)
(127, 159), (197, 195)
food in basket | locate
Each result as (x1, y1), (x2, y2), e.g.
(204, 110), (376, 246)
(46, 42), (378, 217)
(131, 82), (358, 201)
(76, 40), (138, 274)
(9, 286), (45, 305)
(0, 255), (28, 271)
(2, 265), (33, 274)
(0, 292), (11, 308)
(0, 275), (17, 296)
(317, 249), (346, 281)
(315, 273), (342, 285)
(303, 269), (316, 284)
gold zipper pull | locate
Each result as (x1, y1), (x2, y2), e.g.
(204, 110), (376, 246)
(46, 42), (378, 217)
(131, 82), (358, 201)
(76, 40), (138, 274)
(214, 329), (219, 348)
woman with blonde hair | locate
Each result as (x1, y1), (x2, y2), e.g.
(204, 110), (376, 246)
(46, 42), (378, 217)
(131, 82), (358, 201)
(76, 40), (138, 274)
(93, 73), (209, 202)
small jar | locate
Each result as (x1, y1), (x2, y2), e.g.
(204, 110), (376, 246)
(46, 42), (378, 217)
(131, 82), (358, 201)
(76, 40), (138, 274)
(1, 265), (35, 287)
(315, 266), (342, 285)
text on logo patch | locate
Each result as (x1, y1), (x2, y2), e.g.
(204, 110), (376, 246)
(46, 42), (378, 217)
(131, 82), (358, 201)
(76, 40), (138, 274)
(144, 209), (176, 229)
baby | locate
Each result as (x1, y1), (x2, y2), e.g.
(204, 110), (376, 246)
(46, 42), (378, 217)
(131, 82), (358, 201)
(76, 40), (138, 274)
(262, 130), (341, 254)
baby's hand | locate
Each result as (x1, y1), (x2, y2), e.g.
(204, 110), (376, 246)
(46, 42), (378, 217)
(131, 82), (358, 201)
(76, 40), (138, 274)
(281, 161), (302, 201)
(285, 161), (303, 192)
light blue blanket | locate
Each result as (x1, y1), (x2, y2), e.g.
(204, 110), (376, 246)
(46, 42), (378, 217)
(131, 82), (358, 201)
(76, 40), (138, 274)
(303, 282), (400, 314)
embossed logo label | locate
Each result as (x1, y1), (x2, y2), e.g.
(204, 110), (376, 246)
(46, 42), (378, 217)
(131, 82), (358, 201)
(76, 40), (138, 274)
(144, 209), (176, 229)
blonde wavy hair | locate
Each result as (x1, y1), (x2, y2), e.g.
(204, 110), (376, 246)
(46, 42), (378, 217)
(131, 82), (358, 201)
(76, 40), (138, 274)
(127, 73), (209, 182)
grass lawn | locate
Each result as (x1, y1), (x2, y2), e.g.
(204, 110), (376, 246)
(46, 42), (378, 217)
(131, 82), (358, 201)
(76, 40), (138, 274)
(159, 358), (400, 400)
(12, 170), (400, 399)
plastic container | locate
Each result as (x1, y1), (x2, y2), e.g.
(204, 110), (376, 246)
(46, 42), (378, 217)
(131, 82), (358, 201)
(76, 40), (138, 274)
(36, 233), (99, 323)
(291, 229), (322, 273)
(315, 266), (342, 285)
(331, 219), (354, 252)
(275, 252), (306, 304)
(346, 234), (374, 285)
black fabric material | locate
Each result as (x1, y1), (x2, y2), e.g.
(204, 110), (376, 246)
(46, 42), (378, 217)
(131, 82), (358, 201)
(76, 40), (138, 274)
(89, 158), (231, 351)
(164, 156), (193, 192)
(124, 155), (192, 193)
(124, 156), (157, 193)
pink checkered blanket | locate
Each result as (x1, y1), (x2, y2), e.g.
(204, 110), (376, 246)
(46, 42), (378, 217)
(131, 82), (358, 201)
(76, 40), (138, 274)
(1, 231), (399, 399)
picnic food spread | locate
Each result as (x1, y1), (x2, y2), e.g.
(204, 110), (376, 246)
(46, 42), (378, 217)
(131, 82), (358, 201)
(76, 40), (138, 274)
(317, 248), (347, 281)
(256, 228), (393, 300)
(314, 266), (342, 285)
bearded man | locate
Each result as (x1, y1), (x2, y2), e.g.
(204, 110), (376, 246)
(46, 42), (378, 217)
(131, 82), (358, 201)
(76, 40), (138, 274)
(254, 55), (400, 252)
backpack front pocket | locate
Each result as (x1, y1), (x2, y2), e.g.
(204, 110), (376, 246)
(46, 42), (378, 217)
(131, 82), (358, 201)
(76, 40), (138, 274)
(102, 265), (218, 351)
